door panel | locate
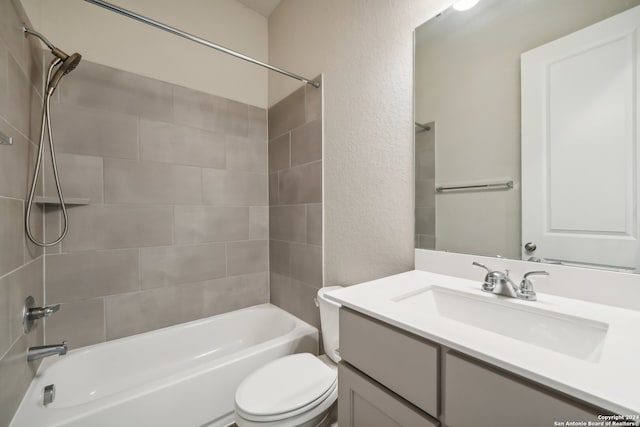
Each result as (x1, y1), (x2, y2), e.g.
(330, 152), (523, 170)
(521, 5), (640, 270)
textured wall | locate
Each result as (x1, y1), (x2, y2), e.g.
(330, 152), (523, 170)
(268, 81), (323, 328)
(0, 0), (46, 423)
(42, 60), (270, 348)
(269, 0), (453, 286)
(20, 0), (269, 107)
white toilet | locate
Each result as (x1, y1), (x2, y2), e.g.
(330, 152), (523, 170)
(234, 286), (343, 427)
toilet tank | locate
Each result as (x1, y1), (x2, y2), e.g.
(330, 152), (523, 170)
(316, 286), (343, 363)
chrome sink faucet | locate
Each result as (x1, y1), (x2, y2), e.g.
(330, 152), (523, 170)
(472, 262), (549, 301)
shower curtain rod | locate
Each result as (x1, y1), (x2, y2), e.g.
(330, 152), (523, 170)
(83, 0), (321, 88)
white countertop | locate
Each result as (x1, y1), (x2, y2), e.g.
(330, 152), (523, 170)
(326, 270), (640, 415)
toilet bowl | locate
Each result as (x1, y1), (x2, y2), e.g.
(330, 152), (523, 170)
(234, 286), (343, 427)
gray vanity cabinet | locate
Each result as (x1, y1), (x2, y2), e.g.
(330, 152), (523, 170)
(338, 363), (439, 427)
(338, 308), (609, 427)
(444, 353), (600, 427)
(339, 307), (439, 415)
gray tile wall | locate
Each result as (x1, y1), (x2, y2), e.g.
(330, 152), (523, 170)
(415, 123), (436, 249)
(0, 0), (46, 423)
(43, 60), (270, 347)
(268, 81), (323, 328)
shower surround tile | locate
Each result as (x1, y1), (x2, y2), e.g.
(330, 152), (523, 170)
(226, 240), (269, 276)
(45, 298), (106, 349)
(248, 106), (268, 141)
(268, 86), (306, 139)
(50, 102), (139, 159)
(225, 135), (268, 173)
(270, 205), (307, 243)
(290, 243), (323, 288)
(59, 61), (173, 122)
(43, 60), (269, 348)
(44, 153), (103, 203)
(172, 85), (248, 136)
(140, 119), (226, 168)
(6, 54), (30, 136)
(202, 169), (268, 206)
(291, 119), (322, 166)
(46, 249), (140, 303)
(103, 159), (202, 205)
(268, 79), (324, 328)
(0, 2), (45, 419)
(140, 243), (227, 289)
(201, 272), (269, 316)
(173, 205), (250, 244)
(249, 206), (269, 240)
(63, 204), (174, 251)
(0, 197), (25, 277)
(306, 204), (322, 246)
(268, 133), (290, 172)
(0, 42), (9, 122)
(0, 117), (29, 200)
(105, 284), (203, 340)
(277, 161), (322, 204)
(270, 272), (320, 328)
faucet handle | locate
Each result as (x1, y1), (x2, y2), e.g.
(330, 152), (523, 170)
(518, 270), (549, 301)
(472, 261), (497, 291)
(27, 303), (61, 320)
(472, 261), (491, 272)
(523, 270), (550, 279)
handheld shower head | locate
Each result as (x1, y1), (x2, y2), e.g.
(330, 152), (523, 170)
(23, 27), (82, 95)
(48, 53), (82, 95)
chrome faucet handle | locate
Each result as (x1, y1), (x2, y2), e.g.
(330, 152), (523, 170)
(472, 262), (497, 291)
(472, 261), (490, 272)
(518, 271), (549, 301)
(523, 270), (550, 280)
(27, 303), (61, 320)
(23, 296), (62, 334)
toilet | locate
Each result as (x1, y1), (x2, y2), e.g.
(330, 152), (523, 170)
(234, 286), (343, 427)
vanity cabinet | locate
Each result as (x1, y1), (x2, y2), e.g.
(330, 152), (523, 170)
(339, 307), (439, 415)
(445, 353), (600, 427)
(338, 363), (439, 427)
(338, 307), (608, 427)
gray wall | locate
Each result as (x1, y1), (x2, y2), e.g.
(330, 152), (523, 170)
(0, 0), (46, 423)
(42, 60), (270, 347)
(268, 81), (323, 328)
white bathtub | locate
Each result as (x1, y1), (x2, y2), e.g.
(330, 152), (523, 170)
(10, 304), (318, 427)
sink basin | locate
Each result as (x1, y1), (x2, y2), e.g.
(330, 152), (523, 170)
(393, 286), (608, 362)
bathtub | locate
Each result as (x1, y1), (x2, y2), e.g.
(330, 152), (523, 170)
(10, 304), (318, 427)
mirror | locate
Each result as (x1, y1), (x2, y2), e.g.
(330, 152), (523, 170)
(415, 0), (640, 272)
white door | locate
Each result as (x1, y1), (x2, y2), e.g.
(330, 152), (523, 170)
(521, 5), (640, 271)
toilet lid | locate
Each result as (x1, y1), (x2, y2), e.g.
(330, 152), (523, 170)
(235, 353), (337, 419)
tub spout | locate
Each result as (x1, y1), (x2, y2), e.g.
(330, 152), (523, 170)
(27, 341), (67, 361)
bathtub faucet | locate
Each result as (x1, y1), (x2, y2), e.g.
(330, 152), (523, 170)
(27, 341), (68, 361)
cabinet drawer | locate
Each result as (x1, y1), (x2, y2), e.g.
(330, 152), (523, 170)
(444, 353), (603, 427)
(339, 362), (439, 427)
(339, 308), (439, 416)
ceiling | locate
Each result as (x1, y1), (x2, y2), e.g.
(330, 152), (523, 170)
(236, 0), (282, 17)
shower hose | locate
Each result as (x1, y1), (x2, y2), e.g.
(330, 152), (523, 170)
(25, 58), (69, 247)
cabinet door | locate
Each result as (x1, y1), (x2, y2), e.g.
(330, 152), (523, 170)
(444, 353), (603, 427)
(340, 308), (439, 416)
(338, 363), (439, 427)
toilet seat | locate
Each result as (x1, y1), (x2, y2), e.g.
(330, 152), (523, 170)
(235, 353), (337, 423)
